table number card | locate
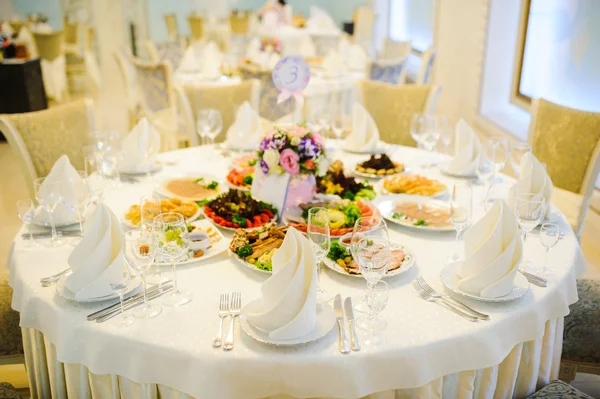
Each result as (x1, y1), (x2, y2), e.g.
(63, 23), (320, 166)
(251, 167), (290, 220)
(272, 55), (311, 107)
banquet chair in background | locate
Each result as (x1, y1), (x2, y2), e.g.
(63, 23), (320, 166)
(527, 380), (595, 399)
(0, 98), (95, 199)
(379, 38), (412, 61)
(311, 34), (341, 57)
(188, 16), (204, 43)
(415, 46), (436, 85)
(229, 13), (249, 34)
(353, 6), (376, 55)
(368, 58), (407, 85)
(175, 79), (261, 146)
(527, 98), (600, 237)
(356, 80), (439, 147)
(63, 18), (82, 56)
(32, 30), (68, 103)
(239, 64), (295, 122)
(114, 49), (141, 129)
(131, 59), (184, 151)
(9, 20), (25, 34)
(0, 382), (22, 399)
(164, 13), (179, 40)
(0, 270), (23, 367)
(146, 37), (187, 67)
(66, 26), (102, 96)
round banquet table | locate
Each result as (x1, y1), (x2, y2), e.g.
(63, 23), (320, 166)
(7, 144), (587, 399)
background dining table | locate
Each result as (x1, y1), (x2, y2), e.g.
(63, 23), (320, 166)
(7, 144), (586, 399)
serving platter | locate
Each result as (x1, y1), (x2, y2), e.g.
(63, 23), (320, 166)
(373, 194), (455, 232)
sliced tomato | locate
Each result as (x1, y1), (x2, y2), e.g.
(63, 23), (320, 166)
(246, 220), (253, 228)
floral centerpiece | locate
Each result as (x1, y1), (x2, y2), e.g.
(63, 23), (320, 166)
(260, 37), (283, 54)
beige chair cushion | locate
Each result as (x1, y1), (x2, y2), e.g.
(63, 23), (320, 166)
(0, 271), (23, 359)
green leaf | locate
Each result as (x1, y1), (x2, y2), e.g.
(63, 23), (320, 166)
(232, 214), (248, 228)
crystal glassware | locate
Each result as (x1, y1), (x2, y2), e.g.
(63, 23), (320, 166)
(197, 108), (223, 150)
(360, 280), (389, 347)
(410, 113), (438, 152)
(153, 212), (192, 306)
(98, 153), (122, 188)
(107, 260), (134, 327)
(33, 177), (64, 247)
(331, 107), (347, 151)
(124, 229), (162, 318)
(16, 199), (40, 248)
(514, 192), (545, 272)
(438, 115), (453, 154)
(483, 137), (508, 183)
(448, 182), (472, 263)
(509, 142), (532, 179)
(64, 170), (91, 245)
(140, 196), (167, 285)
(539, 223), (560, 276)
(84, 153), (106, 204)
(307, 207), (334, 303)
(476, 152), (495, 204)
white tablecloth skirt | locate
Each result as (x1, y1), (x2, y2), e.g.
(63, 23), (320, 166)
(22, 318), (562, 399)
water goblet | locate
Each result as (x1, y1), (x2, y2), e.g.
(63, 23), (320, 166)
(509, 142), (532, 179)
(197, 108), (223, 150)
(355, 237), (390, 331)
(154, 212), (192, 306)
(33, 178), (64, 247)
(98, 153), (122, 188)
(331, 108), (347, 151)
(514, 192), (545, 272)
(483, 137), (508, 183)
(140, 196), (167, 285)
(84, 153), (106, 204)
(539, 223), (560, 276)
(410, 113), (438, 152)
(107, 261), (134, 327)
(448, 182), (472, 263)
(64, 171), (91, 245)
(16, 199), (40, 248)
(476, 153), (495, 204)
(124, 229), (162, 318)
(360, 280), (389, 346)
(307, 207), (334, 303)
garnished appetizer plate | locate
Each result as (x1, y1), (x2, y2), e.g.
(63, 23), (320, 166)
(316, 160), (376, 201)
(122, 198), (201, 229)
(164, 220), (227, 265)
(225, 166), (254, 191)
(353, 154), (405, 179)
(203, 189), (277, 231)
(373, 194), (454, 232)
(228, 223), (289, 274)
(376, 174), (448, 198)
(155, 175), (224, 202)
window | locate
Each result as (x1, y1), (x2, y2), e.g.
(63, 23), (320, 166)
(388, 0), (434, 52)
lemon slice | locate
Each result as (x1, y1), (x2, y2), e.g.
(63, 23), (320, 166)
(327, 209), (346, 229)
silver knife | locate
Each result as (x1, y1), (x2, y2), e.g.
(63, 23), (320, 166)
(23, 231), (81, 240)
(521, 271), (547, 287)
(334, 294), (350, 354)
(96, 285), (174, 323)
(343, 297), (360, 351)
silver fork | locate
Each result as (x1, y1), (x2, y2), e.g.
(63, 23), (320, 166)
(412, 281), (478, 322)
(213, 293), (230, 348)
(223, 292), (241, 351)
(40, 268), (70, 283)
(416, 277), (489, 320)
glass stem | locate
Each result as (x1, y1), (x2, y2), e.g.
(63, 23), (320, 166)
(77, 209), (84, 235)
(315, 259), (323, 293)
(119, 293), (125, 317)
(49, 210), (57, 242)
(453, 228), (461, 258)
(544, 248), (549, 271)
(142, 273), (148, 305)
(171, 263), (179, 293)
(27, 222), (33, 241)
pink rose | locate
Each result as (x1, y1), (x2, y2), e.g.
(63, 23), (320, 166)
(265, 128), (277, 140)
(290, 125), (309, 138)
(311, 133), (325, 148)
(279, 148), (300, 175)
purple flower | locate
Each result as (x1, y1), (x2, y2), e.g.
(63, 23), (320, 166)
(260, 159), (269, 174)
(298, 137), (318, 158)
(268, 136), (287, 150)
(259, 138), (270, 152)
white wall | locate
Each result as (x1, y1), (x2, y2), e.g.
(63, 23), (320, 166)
(0, 0), (14, 20)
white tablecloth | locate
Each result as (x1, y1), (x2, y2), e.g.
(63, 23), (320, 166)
(8, 145), (586, 399)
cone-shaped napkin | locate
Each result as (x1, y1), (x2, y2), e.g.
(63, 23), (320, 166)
(445, 119), (481, 176)
(321, 49), (346, 77)
(200, 41), (223, 78)
(119, 117), (161, 174)
(245, 36), (262, 60)
(38, 155), (83, 225)
(345, 44), (368, 71)
(299, 36), (316, 58)
(224, 102), (264, 150)
(516, 152), (553, 217)
(457, 200), (523, 298)
(65, 204), (125, 300)
(246, 227), (318, 340)
(342, 103), (379, 153)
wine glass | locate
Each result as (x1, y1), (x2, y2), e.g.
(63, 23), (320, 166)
(107, 260), (134, 327)
(33, 178), (64, 247)
(63, 170), (91, 245)
(154, 212), (192, 306)
(514, 192), (545, 272)
(331, 107), (347, 151)
(437, 116), (453, 154)
(142, 196), (168, 285)
(483, 181), (516, 211)
(350, 216), (389, 312)
(16, 199), (40, 248)
(124, 229), (162, 318)
(197, 108), (223, 149)
(509, 142), (532, 179)
(539, 223), (560, 276)
(476, 153), (495, 204)
(355, 237), (390, 331)
(307, 207), (334, 303)
(483, 137), (508, 183)
(360, 280), (389, 347)
(98, 153), (122, 187)
(448, 182), (472, 263)
(410, 114), (438, 152)
(84, 154), (106, 204)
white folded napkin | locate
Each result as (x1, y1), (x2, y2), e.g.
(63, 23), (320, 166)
(345, 43), (368, 71)
(245, 36), (262, 60)
(246, 227), (318, 340)
(445, 119), (481, 176)
(306, 6), (339, 34)
(40, 56), (67, 102)
(200, 41), (222, 78)
(337, 36), (351, 57)
(15, 26), (38, 58)
(65, 204), (125, 300)
(38, 155), (82, 225)
(457, 200), (523, 298)
(224, 102), (264, 150)
(119, 117), (161, 174)
(178, 42), (201, 73)
(31, 22), (52, 33)
(515, 152), (554, 217)
(321, 49), (345, 77)
(342, 103), (379, 153)
(299, 36), (316, 58)
(1, 22), (13, 36)
(250, 51), (280, 70)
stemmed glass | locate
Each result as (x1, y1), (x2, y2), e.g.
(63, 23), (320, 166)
(437, 115), (453, 154)
(448, 182), (472, 263)
(197, 108), (223, 149)
(509, 142), (532, 179)
(307, 207), (334, 303)
(483, 137), (508, 183)
(99, 153), (122, 188)
(514, 192), (545, 272)
(331, 107), (347, 151)
(140, 196), (167, 285)
(16, 199), (40, 248)
(539, 223), (560, 276)
(476, 153), (495, 204)
(153, 212), (192, 306)
(107, 260), (134, 327)
(84, 153), (106, 204)
(410, 114), (439, 152)
(64, 171), (91, 245)
(354, 237), (390, 331)
(124, 229), (162, 318)
(360, 280), (389, 347)
(33, 178), (64, 247)
(350, 216), (389, 312)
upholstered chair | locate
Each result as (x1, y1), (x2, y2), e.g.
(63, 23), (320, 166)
(528, 98), (600, 236)
(66, 26), (101, 94)
(146, 37), (187, 67)
(368, 58), (406, 85)
(353, 6), (376, 54)
(356, 80), (439, 147)
(164, 14), (179, 40)
(188, 16), (204, 42)
(379, 38), (412, 61)
(526, 380), (595, 399)
(0, 270), (23, 367)
(559, 279), (600, 383)
(32, 31), (68, 102)
(239, 64), (295, 122)
(229, 14), (249, 35)
(310, 34), (341, 57)
(415, 46), (435, 85)
(63, 18), (82, 56)
(0, 382), (22, 398)
(114, 49), (141, 129)
(175, 80), (261, 146)
(0, 98), (95, 199)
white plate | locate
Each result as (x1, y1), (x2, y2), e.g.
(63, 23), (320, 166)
(323, 245), (416, 278)
(373, 194), (455, 232)
(440, 262), (530, 303)
(119, 162), (162, 176)
(375, 178), (448, 199)
(353, 168), (402, 180)
(342, 141), (389, 155)
(440, 165), (478, 179)
(224, 179), (251, 192)
(31, 207), (81, 228)
(154, 175), (225, 202)
(239, 302), (336, 346)
(121, 205), (202, 229)
(55, 276), (142, 303)
(204, 212), (277, 232)
(229, 249), (272, 274)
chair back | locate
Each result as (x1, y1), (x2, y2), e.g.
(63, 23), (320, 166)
(164, 14), (178, 39)
(239, 64), (294, 121)
(229, 14), (249, 35)
(64, 20), (79, 46)
(10, 21), (25, 33)
(188, 16), (204, 42)
(368, 58), (406, 85)
(148, 37), (187, 66)
(33, 31), (64, 61)
(379, 38), (411, 60)
(416, 46), (435, 84)
(0, 98), (95, 199)
(354, 7), (375, 47)
(356, 80), (438, 147)
(114, 49), (140, 128)
(131, 59), (175, 115)
(86, 27), (95, 52)
(175, 80), (261, 146)
(310, 34), (341, 57)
